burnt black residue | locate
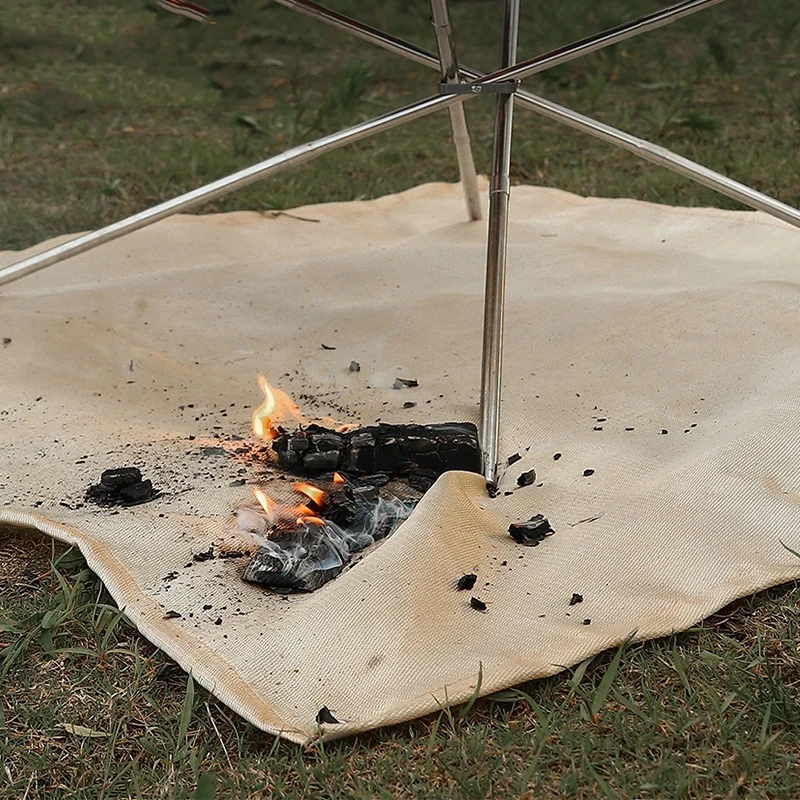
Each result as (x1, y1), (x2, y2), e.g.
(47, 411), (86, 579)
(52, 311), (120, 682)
(508, 514), (554, 546)
(569, 593), (584, 606)
(316, 706), (341, 724)
(470, 597), (487, 612)
(457, 573), (477, 591)
(516, 468), (536, 487)
(85, 467), (159, 507)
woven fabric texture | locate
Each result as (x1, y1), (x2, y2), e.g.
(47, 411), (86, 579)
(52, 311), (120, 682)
(2, 182), (799, 743)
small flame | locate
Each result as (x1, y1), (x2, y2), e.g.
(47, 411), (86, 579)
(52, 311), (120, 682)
(297, 515), (326, 526)
(295, 482), (326, 507)
(332, 472), (346, 485)
(252, 375), (305, 441)
(254, 488), (276, 521)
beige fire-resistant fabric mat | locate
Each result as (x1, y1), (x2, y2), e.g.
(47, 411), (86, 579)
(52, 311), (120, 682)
(2, 182), (800, 743)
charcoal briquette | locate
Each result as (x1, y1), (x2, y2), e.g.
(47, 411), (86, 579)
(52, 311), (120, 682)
(516, 468), (537, 487)
(470, 597), (487, 612)
(316, 706), (341, 724)
(456, 573), (477, 591)
(509, 514), (554, 546)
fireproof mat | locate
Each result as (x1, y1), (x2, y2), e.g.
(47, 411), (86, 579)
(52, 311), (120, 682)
(2, 182), (800, 743)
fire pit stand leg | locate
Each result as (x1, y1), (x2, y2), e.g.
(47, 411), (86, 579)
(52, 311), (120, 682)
(479, 0), (520, 488)
(429, 0), (482, 222)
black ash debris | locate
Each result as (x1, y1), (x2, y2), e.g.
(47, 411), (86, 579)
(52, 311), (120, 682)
(456, 573), (477, 591)
(509, 514), (554, 546)
(516, 468), (537, 487)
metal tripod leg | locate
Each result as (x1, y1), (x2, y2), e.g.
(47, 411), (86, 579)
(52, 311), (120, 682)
(429, 0), (482, 221)
(479, 0), (520, 487)
(0, 0), (745, 286)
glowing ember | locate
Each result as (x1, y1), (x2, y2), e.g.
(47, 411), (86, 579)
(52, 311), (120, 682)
(295, 482), (326, 508)
(296, 515), (326, 526)
(332, 472), (346, 485)
(252, 375), (305, 441)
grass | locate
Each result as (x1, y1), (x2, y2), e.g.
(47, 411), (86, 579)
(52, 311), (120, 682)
(1, 0), (799, 250)
(1, 0), (799, 796)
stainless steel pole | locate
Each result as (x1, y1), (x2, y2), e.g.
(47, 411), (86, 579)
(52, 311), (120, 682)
(273, 0), (800, 228)
(480, 0), (520, 488)
(429, 0), (482, 221)
(0, 0), (764, 286)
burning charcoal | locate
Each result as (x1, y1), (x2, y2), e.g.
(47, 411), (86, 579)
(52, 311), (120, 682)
(516, 468), (537, 487)
(507, 453), (522, 466)
(407, 473), (434, 492)
(509, 514), (554, 546)
(569, 593), (584, 606)
(272, 422), (480, 479)
(349, 361), (361, 372)
(362, 473), (390, 487)
(316, 706), (340, 724)
(392, 377), (418, 389)
(470, 597), (487, 612)
(99, 467), (142, 489)
(457, 573), (477, 591)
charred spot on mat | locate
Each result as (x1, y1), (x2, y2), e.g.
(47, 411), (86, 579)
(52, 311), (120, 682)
(193, 547), (215, 562)
(470, 597), (487, 612)
(509, 514), (554, 546)
(516, 468), (536, 487)
(271, 422), (481, 480)
(86, 467), (159, 507)
(569, 593), (583, 606)
(457, 573), (477, 591)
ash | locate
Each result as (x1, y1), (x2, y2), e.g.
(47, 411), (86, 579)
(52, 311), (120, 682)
(237, 490), (416, 592)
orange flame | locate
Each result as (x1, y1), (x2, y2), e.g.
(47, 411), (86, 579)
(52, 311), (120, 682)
(332, 472), (346, 485)
(294, 482), (326, 507)
(297, 515), (326, 526)
(253, 488), (276, 521)
(252, 375), (305, 441)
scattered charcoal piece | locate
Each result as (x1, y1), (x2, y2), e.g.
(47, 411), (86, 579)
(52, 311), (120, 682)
(163, 571), (179, 582)
(86, 467), (158, 507)
(99, 467), (142, 489)
(228, 478), (246, 487)
(509, 514), (554, 546)
(507, 453), (522, 466)
(583, 469), (595, 477)
(214, 617), (223, 625)
(193, 548), (215, 562)
(569, 593), (584, 606)
(321, 343), (336, 350)
(593, 426), (603, 431)
(582, 619), (591, 625)
(486, 482), (499, 498)
(348, 361), (360, 372)
(202, 604), (213, 611)
(553, 453), (562, 460)
(164, 610), (182, 619)
(2, 337), (11, 346)
(403, 401), (416, 409)
(119, 479), (153, 503)
(218, 550), (247, 559)
(392, 377), (419, 389)
(470, 597), (487, 612)
(660, 429), (668, 435)
(457, 573), (477, 591)
(624, 427), (635, 431)
(596, 418), (607, 422)
(316, 706), (341, 724)
(516, 468), (537, 487)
